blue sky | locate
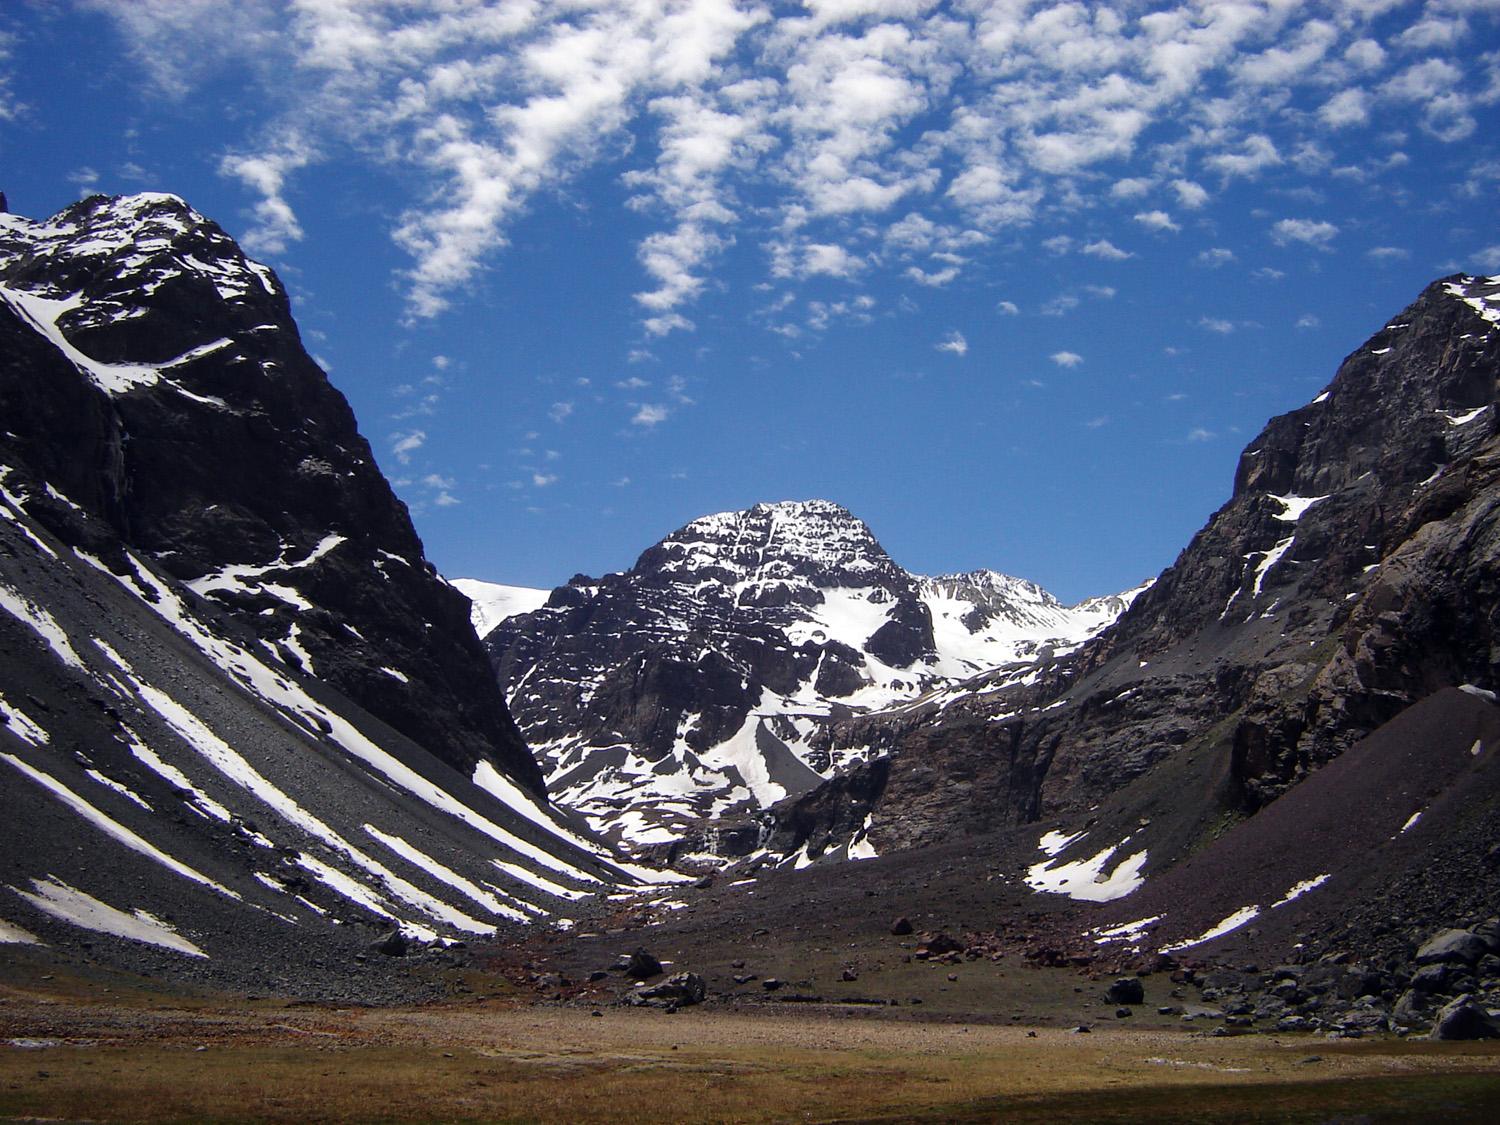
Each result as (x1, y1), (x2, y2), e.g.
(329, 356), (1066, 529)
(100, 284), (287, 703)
(3, 1), (1498, 603)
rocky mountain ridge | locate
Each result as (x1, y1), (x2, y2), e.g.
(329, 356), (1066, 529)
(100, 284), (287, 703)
(479, 499), (1142, 857)
(763, 274), (1500, 889)
(0, 193), (662, 990)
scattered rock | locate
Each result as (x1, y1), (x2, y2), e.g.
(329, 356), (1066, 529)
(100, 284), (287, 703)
(840, 968), (859, 982)
(890, 917), (914, 936)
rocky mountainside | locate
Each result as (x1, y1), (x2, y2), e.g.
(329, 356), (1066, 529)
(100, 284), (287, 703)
(479, 499), (1140, 856)
(0, 193), (663, 991)
(765, 274), (1500, 894)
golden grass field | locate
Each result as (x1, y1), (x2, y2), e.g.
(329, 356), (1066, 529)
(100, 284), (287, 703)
(4, 980), (1500, 1123)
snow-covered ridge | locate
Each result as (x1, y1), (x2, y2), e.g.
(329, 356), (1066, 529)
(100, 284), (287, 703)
(0, 192), (279, 308)
(1444, 274), (1500, 327)
(451, 579), (550, 639)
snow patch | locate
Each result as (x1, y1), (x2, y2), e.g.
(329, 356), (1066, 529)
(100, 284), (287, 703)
(11, 876), (206, 957)
(1161, 906), (1261, 953)
(1026, 837), (1147, 903)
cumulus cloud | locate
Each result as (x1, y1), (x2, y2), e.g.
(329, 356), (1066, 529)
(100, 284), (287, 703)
(548, 401), (574, 423)
(1134, 210), (1180, 233)
(1198, 316), (1235, 334)
(1296, 313), (1320, 328)
(1197, 247), (1236, 267)
(1050, 350), (1083, 368)
(631, 403), (670, 426)
(1271, 217), (1339, 248)
(1171, 179), (1208, 209)
(996, 300), (1019, 315)
(1082, 239), (1132, 260)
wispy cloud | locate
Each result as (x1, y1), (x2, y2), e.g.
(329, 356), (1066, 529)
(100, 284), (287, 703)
(936, 330), (968, 357)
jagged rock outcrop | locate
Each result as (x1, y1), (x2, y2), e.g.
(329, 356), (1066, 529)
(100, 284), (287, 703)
(769, 274), (1500, 859)
(480, 500), (1137, 854)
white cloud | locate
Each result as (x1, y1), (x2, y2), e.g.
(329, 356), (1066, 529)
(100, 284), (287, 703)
(1204, 134), (1281, 180)
(1271, 217), (1339, 248)
(1197, 247), (1236, 267)
(643, 312), (694, 337)
(1109, 177), (1154, 200)
(219, 134), (315, 256)
(435, 491), (461, 506)
(1365, 246), (1408, 262)
(1171, 179), (1209, 209)
(548, 401), (574, 423)
(1474, 245), (1500, 272)
(632, 403), (670, 426)
(996, 300), (1019, 315)
(421, 473), (455, 489)
(935, 330), (967, 356)
(531, 472), (558, 487)
(1319, 88), (1369, 129)
(1082, 239), (1131, 260)
(80, 0), (1500, 333)
(905, 264), (960, 287)
(1134, 209), (1180, 233)
(1187, 427), (1215, 442)
(1050, 350), (1083, 368)
(1198, 316), (1235, 334)
(1296, 313), (1320, 328)
(390, 430), (426, 464)
(1041, 293), (1080, 317)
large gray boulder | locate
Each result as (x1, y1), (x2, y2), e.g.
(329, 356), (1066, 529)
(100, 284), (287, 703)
(1430, 995), (1500, 1041)
(1416, 929), (1490, 966)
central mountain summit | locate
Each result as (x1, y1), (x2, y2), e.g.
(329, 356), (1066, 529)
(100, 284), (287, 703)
(474, 499), (1141, 856)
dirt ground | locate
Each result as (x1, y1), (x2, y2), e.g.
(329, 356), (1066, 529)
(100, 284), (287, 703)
(4, 977), (1500, 1123)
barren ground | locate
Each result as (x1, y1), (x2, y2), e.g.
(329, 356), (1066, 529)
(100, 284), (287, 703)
(4, 974), (1500, 1123)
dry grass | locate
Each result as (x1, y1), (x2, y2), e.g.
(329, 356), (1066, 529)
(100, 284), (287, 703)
(3, 989), (1500, 1123)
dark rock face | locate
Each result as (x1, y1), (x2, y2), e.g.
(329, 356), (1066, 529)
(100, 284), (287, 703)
(0, 192), (538, 793)
(769, 275), (1500, 860)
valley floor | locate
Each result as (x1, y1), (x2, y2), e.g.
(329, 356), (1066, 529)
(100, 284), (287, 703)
(3, 981), (1499, 1123)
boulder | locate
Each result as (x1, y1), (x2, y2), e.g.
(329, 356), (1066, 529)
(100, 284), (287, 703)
(890, 916), (914, 936)
(1105, 978), (1145, 1005)
(1415, 929), (1489, 967)
(637, 972), (707, 1007)
(1409, 964), (1455, 993)
(1430, 995), (1500, 1041)
(614, 948), (663, 979)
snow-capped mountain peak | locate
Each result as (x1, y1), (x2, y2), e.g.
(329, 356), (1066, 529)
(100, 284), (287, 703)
(478, 501), (1140, 858)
